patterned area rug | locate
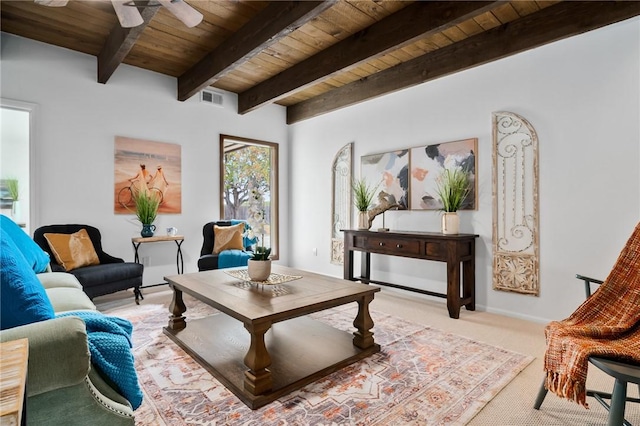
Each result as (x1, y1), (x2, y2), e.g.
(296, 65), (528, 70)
(105, 297), (534, 425)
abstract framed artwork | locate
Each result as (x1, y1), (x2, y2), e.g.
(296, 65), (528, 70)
(361, 150), (409, 210)
(409, 138), (477, 210)
(114, 136), (182, 214)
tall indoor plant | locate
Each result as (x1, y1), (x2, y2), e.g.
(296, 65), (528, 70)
(352, 178), (377, 230)
(132, 191), (160, 237)
(435, 167), (471, 234)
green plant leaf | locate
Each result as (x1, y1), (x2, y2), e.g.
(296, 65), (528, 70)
(131, 191), (160, 225)
(251, 246), (271, 260)
(5, 178), (18, 201)
(352, 178), (379, 212)
(434, 167), (471, 212)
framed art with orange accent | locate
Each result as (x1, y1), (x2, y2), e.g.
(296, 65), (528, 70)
(409, 138), (477, 210)
(114, 136), (182, 214)
(360, 150), (409, 210)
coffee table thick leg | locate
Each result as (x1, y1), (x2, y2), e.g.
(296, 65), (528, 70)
(353, 294), (375, 349)
(243, 322), (272, 395)
(167, 286), (186, 330)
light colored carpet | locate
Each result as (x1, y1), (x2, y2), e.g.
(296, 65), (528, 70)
(95, 285), (640, 425)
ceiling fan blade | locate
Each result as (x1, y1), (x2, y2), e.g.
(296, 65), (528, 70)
(157, 0), (203, 28)
(111, 0), (144, 28)
(34, 0), (69, 6)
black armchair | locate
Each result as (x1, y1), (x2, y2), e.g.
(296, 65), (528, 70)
(198, 221), (253, 271)
(33, 224), (143, 300)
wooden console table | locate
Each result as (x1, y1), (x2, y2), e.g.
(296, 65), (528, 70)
(342, 229), (479, 319)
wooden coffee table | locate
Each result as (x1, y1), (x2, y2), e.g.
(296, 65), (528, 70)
(163, 265), (380, 409)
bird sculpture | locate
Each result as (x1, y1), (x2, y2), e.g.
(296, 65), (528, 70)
(368, 191), (400, 229)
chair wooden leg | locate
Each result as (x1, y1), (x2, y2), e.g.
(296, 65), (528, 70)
(533, 377), (548, 409)
(608, 379), (627, 426)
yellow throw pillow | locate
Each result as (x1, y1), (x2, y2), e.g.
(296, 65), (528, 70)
(213, 223), (245, 254)
(43, 229), (100, 271)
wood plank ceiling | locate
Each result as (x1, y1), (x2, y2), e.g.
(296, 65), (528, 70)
(1, 1), (639, 123)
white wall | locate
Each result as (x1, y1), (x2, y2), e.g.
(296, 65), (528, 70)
(288, 17), (640, 323)
(0, 33), (289, 285)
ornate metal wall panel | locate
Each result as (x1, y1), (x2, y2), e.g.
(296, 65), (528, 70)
(492, 112), (539, 295)
(331, 143), (352, 265)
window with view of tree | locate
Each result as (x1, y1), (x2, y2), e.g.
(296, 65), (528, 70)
(220, 135), (278, 259)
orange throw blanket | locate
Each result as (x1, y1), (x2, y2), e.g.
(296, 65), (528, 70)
(543, 222), (640, 407)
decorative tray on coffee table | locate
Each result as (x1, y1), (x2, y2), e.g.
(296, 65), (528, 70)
(224, 269), (302, 285)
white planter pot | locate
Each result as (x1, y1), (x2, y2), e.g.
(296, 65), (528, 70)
(441, 212), (459, 235)
(248, 259), (272, 281)
(11, 201), (20, 222)
(357, 211), (369, 230)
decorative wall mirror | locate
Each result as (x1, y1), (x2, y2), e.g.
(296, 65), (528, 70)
(331, 143), (352, 264)
(220, 135), (279, 260)
(492, 111), (539, 295)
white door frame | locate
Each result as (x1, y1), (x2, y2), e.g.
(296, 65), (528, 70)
(1, 98), (39, 231)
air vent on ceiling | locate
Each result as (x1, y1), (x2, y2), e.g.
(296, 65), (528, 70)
(200, 89), (224, 107)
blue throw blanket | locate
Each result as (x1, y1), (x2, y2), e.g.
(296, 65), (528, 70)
(218, 249), (252, 269)
(57, 311), (143, 410)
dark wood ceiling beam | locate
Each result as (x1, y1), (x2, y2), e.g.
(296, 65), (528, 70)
(238, 1), (503, 114)
(177, 1), (335, 102)
(97, 1), (158, 84)
(287, 1), (640, 124)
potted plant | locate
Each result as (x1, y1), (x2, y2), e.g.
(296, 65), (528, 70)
(5, 178), (19, 220)
(352, 178), (378, 230)
(246, 186), (272, 281)
(434, 167), (471, 234)
(132, 190), (160, 237)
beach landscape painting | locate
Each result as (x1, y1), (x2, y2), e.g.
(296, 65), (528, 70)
(114, 136), (182, 214)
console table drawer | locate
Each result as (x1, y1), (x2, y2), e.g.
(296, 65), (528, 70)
(357, 237), (421, 256)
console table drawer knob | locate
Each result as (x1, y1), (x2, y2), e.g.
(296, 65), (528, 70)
(379, 242), (384, 246)
(396, 244), (402, 248)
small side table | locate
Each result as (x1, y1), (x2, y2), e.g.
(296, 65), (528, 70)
(132, 235), (185, 302)
(0, 338), (29, 426)
(131, 235), (185, 275)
